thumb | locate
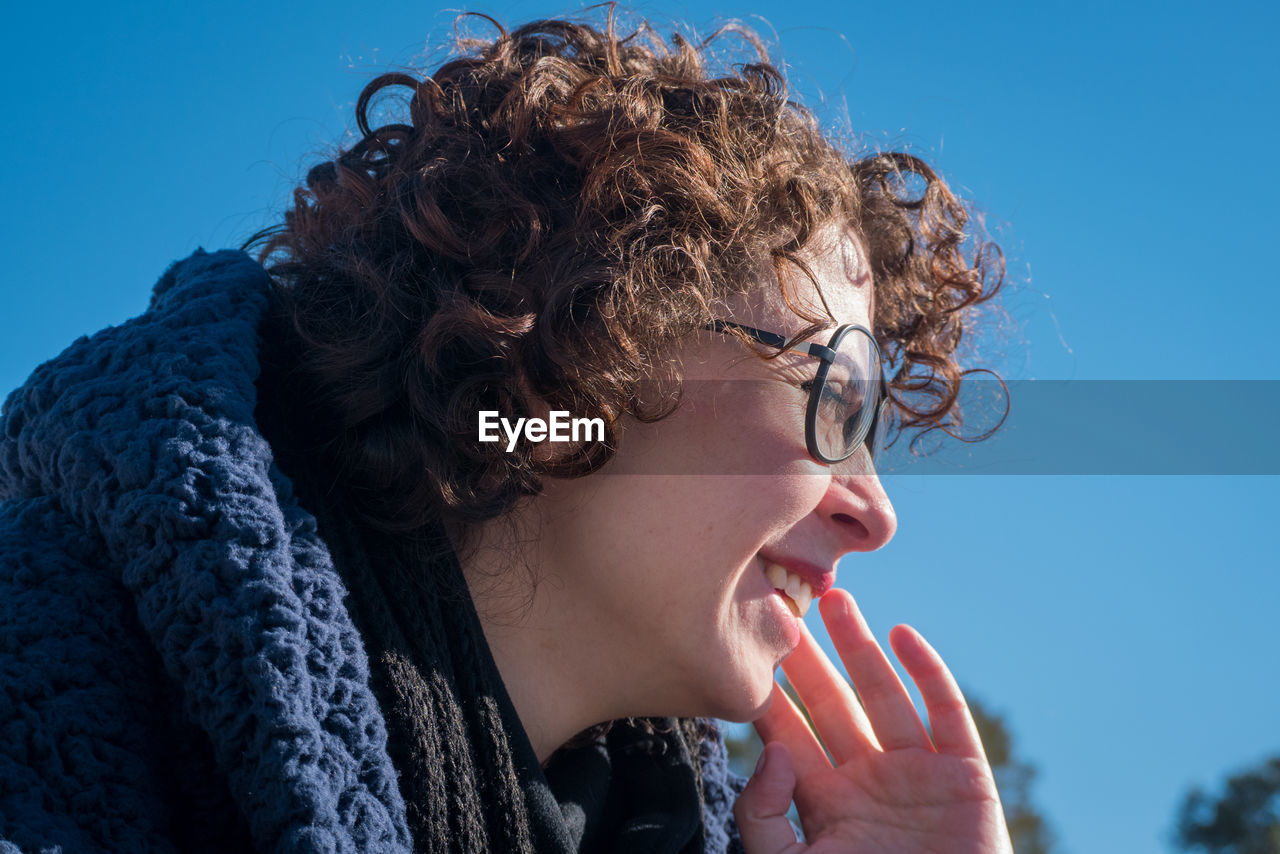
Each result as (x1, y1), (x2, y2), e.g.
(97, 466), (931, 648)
(733, 741), (804, 854)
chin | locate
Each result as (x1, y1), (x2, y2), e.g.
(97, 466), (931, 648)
(695, 660), (779, 723)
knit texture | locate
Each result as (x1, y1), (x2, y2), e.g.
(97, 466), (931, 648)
(0, 248), (751, 853)
(279, 471), (540, 853)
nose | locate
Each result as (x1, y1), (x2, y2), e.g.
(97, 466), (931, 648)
(816, 449), (897, 552)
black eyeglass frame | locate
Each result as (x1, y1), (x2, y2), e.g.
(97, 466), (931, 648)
(704, 319), (890, 465)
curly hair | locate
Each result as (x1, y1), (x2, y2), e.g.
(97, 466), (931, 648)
(246, 7), (1004, 548)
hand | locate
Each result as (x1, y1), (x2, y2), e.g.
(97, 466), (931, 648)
(733, 589), (1015, 853)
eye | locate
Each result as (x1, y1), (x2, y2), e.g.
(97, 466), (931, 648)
(803, 378), (855, 406)
(801, 381), (864, 433)
(799, 378), (829, 399)
(826, 382), (854, 405)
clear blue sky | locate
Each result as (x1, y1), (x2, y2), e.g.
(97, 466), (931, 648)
(3, 2), (1277, 852)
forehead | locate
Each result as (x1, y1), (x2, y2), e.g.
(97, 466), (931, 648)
(748, 222), (874, 335)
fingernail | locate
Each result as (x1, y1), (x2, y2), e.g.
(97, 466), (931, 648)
(754, 746), (768, 776)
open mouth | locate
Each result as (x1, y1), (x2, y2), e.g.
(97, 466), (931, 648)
(763, 562), (814, 618)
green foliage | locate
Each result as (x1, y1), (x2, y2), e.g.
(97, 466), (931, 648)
(1173, 756), (1280, 853)
(967, 696), (1056, 854)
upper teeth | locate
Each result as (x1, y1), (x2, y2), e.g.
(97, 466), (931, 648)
(764, 563), (814, 618)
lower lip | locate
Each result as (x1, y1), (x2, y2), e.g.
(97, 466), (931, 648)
(758, 559), (802, 650)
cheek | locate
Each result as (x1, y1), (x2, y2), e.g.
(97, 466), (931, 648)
(675, 382), (811, 476)
(584, 384), (826, 546)
(536, 380), (828, 596)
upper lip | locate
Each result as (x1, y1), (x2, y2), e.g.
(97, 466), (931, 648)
(757, 551), (836, 598)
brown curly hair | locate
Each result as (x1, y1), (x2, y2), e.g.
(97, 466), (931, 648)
(245, 7), (1004, 550)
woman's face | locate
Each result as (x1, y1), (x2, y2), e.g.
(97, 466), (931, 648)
(475, 223), (897, 730)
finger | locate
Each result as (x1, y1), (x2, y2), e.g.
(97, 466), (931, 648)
(889, 624), (986, 759)
(753, 681), (832, 782)
(779, 617), (882, 763)
(733, 742), (805, 854)
(820, 589), (932, 751)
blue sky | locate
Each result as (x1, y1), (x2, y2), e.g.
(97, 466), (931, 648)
(3, 1), (1277, 852)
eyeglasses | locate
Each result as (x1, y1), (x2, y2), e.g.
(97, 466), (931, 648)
(705, 319), (890, 465)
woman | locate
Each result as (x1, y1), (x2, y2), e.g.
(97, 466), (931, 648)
(0, 9), (1010, 853)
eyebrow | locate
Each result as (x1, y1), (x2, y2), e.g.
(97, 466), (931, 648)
(831, 270), (874, 330)
(864, 272), (876, 326)
(842, 231), (874, 322)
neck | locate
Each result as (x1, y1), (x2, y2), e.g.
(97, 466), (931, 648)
(453, 519), (621, 766)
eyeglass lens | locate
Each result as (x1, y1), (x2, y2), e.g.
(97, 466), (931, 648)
(814, 329), (883, 462)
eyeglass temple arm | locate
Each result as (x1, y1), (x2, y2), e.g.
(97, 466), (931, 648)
(703, 320), (837, 363)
